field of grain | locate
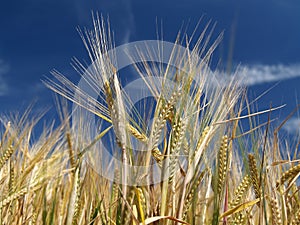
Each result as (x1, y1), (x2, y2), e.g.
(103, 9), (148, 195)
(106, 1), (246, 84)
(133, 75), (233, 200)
(0, 15), (299, 225)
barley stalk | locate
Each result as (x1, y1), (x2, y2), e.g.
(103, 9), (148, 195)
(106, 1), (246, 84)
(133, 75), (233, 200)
(292, 208), (300, 225)
(151, 90), (181, 152)
(135, 187), (146, 221)
(217, 135), (228, 194)
(201, 171), (212, 224)
(269, 196), (282, 225)
(104, 77), (128, 200)
(0, 145), (14, 171)
(151, 147), (164, 165)
(66, 133), (76, 168)
(166, 116), (186, 217)
(123, 188), (135, 224)
(169, 116), (185, 183)
(0, 121), (11, 149)
(248, 154), (261, 199)
(189, 126), (210, 166)
(182, 169), (207, 220)
(104, 81), (121, 145)
(182, 138), (189, 156)
(0, 187), (28, 210)
(66, 166), (80, 225)
(3, 14), (298, 225)
(72, 166), (81, 225)
(229, 175), (251, 208)
(232, 212), (246, 225)
(8, 159), (15, 216)
(127, 124), (148, 142)
(276, 163), (300, 187)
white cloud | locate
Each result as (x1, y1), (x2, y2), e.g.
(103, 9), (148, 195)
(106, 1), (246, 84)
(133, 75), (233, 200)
(235, 63), (300, 86)
(0, 60), (9, 96)
(74, 0), (135, 44)
(282, 117), (300, 134)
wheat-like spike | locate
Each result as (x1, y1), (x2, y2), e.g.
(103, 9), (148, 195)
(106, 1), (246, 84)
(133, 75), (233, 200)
(168, 117), (185, 183)
(136, 187), (146, 217)
(151, 147), (164, 165)
(0, 145), (14, 170)
(104, 77), (127, 147)
(276, 163), (300, 187)
(189, 126), (210, 165)
(111, 169), (120, 205)
(28, 191), (37, 225)
(183, 169), (207, 220)
(151, 90), (181, 150)
(152, 105), (172, 146)
(8, 159), (15, 216)
(100, 199), (108, 224)
(104, 78), (129, 199)
(195, 126), (210, 151)
(0, 187), (28, 210)
(290, 183), (300, 206)
(229, 175), (251, 208)
(66, 132), (76, 168)
(89, 201), (97, 223)
(232, 212), (246, 225)
(217, 135), (228, 194)
(8, 159), (15, 195)
(183, 138), (189, 156)
(31, 211), (37, 225)
(269, 196), (282, 225)
(104, 81), (121, 145)
(248, 154), (261, 199)
(123, 188), (135, 225)
(136, 187), (147, 222)
(0, 121), (11, 148)
(66, 166), (80, 225)
(72, 166), (82, 225)
(127, 124), (148, 142)
(107, 169), (120, 221)
(166, 104), (176, 124)
(104, 80), (114, 109)
(292, 208), (300, 225)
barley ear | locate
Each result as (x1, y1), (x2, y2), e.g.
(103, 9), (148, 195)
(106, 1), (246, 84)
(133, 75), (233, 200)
(231, 213), (246, 225)
(72, 167), (81, 225)
(0, 145), (14, 171)
(269, 196), (282, 225)
(183, 169), (207, 220)
(127, 124), (148, 143)
(217, 135), (229, 194)
(66, 166), (81, 225)
(169, 116), (185, 183)
(292, 208), (300, 225)
(151, 147), (164, 165)
(0, 121), (11, 148)
(151, 90), (181, 151)
(135, 187), (146, 223)
(229, 175), (251, 208)
(248, 154), (261, 199)
(189, 126), (210, 165)
(0, 187), (28, 210)
(66, 132), (76, 168)
(276, 163), (300, 188)
(123, 188), (135, 224)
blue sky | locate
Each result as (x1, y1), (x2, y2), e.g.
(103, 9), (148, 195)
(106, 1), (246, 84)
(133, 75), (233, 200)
(0, 0), (300, 136)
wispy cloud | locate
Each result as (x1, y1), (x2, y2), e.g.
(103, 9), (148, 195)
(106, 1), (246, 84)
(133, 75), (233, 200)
(0, 60), (9, 96)
(234, 63), (300, 86)
(282, 117), (300, 135)
(74, 0), (135, 44)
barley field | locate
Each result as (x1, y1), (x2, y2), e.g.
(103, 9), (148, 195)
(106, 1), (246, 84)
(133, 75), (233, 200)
(0, 15), (299, 225)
